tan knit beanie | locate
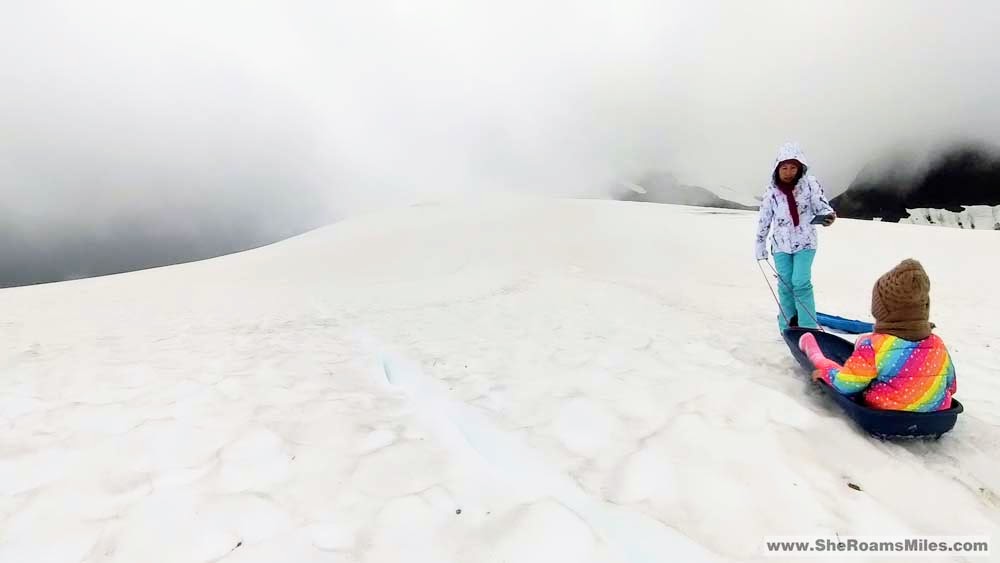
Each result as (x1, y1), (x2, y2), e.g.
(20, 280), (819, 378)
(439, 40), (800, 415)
(871, 258), (933, 341)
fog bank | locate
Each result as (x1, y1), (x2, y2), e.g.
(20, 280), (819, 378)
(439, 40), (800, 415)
(3, 1), (999, 286)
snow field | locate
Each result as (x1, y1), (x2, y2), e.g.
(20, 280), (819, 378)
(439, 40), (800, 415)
(2, 195), (998, 562)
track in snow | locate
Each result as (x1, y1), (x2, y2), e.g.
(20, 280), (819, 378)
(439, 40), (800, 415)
(370, 335), (726, 563)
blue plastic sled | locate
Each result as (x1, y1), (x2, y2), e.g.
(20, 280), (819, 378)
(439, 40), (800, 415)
(816, 312), (874, 334)
(782, 327), (963, 440)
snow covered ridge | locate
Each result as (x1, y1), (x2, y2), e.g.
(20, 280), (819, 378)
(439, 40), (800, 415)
(2, 194), (999, 562)
(612, 171), (758, 211)
(898, 205), (1000, 230)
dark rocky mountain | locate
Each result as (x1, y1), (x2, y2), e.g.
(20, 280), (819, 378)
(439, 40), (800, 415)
(831, 144), (1000, 222)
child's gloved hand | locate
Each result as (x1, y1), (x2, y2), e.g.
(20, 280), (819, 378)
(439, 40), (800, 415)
(811, 368), (829, 383)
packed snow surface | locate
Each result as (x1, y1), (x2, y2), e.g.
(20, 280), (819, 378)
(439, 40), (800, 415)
(2, 195), (998, 562)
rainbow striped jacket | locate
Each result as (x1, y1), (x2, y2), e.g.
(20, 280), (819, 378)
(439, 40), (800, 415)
(816, 332), (957, 412)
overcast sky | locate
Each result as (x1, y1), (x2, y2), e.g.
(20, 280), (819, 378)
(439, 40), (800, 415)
(3, 0), (1000, 285)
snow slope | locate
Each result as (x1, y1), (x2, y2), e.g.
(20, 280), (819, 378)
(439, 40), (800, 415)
(710, 184), (762, 208)
(2, 195), (999, 563)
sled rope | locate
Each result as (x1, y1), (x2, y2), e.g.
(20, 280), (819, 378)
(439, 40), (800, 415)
(757, 259), (791, 327)
(757, 259), (826, 332)
(764, 260), (826, 330)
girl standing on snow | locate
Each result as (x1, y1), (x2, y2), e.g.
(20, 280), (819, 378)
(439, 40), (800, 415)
(755, 142), (836, 331)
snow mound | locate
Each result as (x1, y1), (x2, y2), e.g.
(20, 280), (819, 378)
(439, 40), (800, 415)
(2, 194), (999, 562)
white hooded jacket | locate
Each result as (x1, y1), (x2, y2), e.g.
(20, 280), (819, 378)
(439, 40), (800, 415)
(754, 142), (835, 260)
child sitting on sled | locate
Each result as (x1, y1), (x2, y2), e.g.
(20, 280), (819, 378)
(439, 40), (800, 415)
(798, 258), (957, 412)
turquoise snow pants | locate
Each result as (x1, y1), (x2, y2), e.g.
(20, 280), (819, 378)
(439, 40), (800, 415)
(773, 249), (817, 331)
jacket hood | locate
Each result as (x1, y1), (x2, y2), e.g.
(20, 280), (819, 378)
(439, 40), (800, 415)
(771, 141), (809, 183)
(773, 141), (809, 170)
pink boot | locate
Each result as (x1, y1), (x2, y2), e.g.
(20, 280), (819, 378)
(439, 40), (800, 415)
(798, 332), (827, 366)
(798, 332), (838, 383)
